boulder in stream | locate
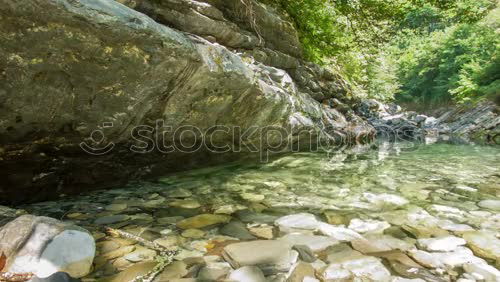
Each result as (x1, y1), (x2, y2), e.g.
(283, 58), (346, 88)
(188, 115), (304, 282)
(0, 215), (95, 278)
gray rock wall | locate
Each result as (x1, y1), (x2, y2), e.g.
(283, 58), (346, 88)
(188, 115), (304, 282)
(0, 0), (374, 204)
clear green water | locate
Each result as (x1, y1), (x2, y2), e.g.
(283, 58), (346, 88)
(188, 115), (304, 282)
(24, 142), (500, 221)
(156, 142), (500, 214)
(20, 142), (500, 280)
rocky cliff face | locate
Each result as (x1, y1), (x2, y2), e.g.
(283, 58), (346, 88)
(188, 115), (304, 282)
(0, 0), (374, 204)
(433, 101), (499, 144)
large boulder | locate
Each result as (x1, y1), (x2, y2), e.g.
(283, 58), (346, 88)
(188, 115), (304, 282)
(0, 0), (374, 204)
(116, 0), (352, 102)
(0, 215), (95, 278)
(118, 0), (262, 49)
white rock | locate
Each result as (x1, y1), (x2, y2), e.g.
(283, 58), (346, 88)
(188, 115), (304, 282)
(35, 236), (96, 275)
(430, 205), (466, 220)
(470, 210), (492, 217)
(391, 277), (426, 282)
(278, 234), (338, 252)
(455, 185), (477, 194)
(352, 234), (414, 253)
(327, 255), (392, 281)
(363, 193), (409, 209)
(275, 213), (319, 232)
(462, 231), (500, 263)
(302, 277), (320, 282)
(124, 247), (157, 262)
(37, 230), (95, 278)
(409, 247), (485, 269)
(317, 222), (363, 241)
(463, 262), (500, 282)
(417, 236), (466, 252)
(228, 266), (266, 282)
(214, 204), (246, 215)
(480, 213), (500, 231)
(1, 215), (95, 278)
(240, 193), (265, 203)
(478, 200), (500, 211)
(348, 218), (391, 234)
(322, 263), (352, 281)
(439, 220), (474, 232)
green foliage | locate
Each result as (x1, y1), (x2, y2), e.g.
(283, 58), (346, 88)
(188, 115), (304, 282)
(364, 0), (499, 105)
(262, 0), (404, 63)
(261, 0), (498, 105)
(391, 12), (499, 105)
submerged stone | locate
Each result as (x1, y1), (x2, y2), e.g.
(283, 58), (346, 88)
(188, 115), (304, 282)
(154, 236), (184, 248)
(94, 214), (130, 225)
(97, 240), (121, 254)
(181, 228), (206, 239)
(352, 234), (414, 253)
(408, 247), (485, 269)
(348, 218), (391, 234)
(228, 266), (267, 282)
(123, 247), (157, 262)
(417, 236), (466, 252)
(105, 203), (128, 212)
(103, 245), (136, 260)
(323, 255), (391, 281)
(363, 193), (409, 210)
(249, 226), (275, 239)
(166, 189), (193, 198)
(169, 199), (201, 209)
(220, 221), (256, 240)
(176, 214), (231, 229)
(214, 204), (246, 215)
(323, 244), (362, 264)
(236, 210), (277, 224)
(462, 231), (500, 263)
(279, 234), (338, 252)
(197, 262), (233, 280)
(323, 211), (354, 225)
(157, 216), (184, 225)
(287, 262), (315, 282)
(292, 245), (317, 263)
(240, 193), (265, 203)
(478, 200), (500, 211)
(317, 222), (363, 241)
(274, 213), (319, 232)
(222, 240), (297, 274)
(107, 262), (157, 282)
(155, 261), (189, 281)
(463, 262), (500, 282)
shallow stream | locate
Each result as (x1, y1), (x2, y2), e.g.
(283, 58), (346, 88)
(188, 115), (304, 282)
(22, 142), (500, 281)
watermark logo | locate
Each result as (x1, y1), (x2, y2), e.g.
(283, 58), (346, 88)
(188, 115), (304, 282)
(79, 122), (115, 155)
(80, 120), (424, 160)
